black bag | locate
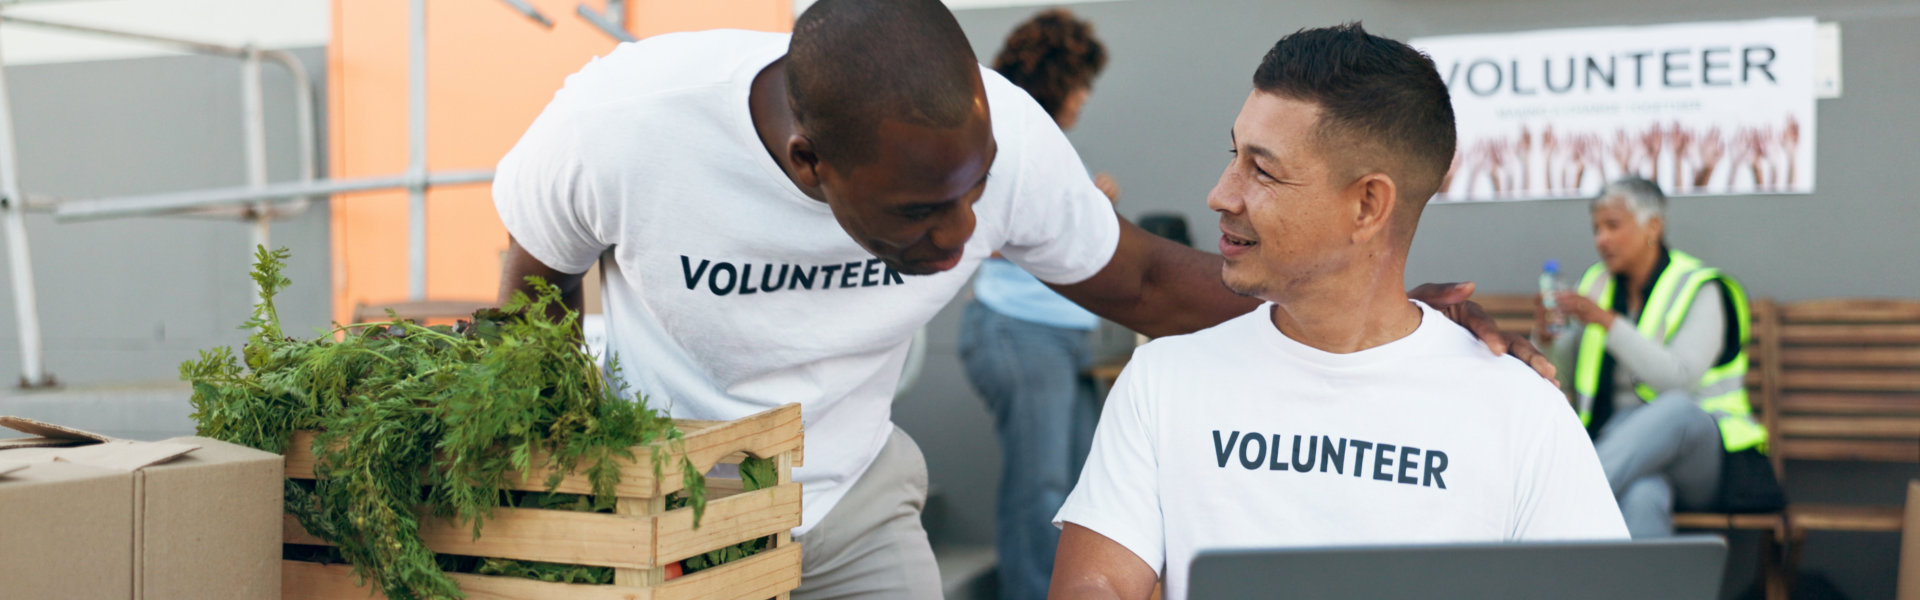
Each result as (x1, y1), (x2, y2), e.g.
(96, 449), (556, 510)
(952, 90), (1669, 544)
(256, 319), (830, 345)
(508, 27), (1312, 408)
(1714, 448), (1788, 513)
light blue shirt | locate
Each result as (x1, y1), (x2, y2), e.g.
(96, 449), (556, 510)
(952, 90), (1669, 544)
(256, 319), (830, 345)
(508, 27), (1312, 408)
(973, 258), (1100, 330)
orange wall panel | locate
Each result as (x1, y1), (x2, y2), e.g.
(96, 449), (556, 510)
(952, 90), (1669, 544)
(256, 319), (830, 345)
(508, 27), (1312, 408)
(329, 0), (791, 325)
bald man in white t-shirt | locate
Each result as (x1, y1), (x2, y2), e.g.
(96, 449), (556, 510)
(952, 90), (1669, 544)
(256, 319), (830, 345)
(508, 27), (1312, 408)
(1050, 24), (1628, 600)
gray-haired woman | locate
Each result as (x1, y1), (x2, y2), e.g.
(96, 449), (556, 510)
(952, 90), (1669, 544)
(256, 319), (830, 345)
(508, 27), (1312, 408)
(1537, 176), (1770, 538)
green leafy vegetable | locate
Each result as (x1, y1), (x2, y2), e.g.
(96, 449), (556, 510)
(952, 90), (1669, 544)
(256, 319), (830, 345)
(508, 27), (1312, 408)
(670, 455), (779, 574)
(186, 247), (705, 600)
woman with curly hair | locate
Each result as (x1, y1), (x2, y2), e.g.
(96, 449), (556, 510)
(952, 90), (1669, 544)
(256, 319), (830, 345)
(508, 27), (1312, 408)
(956, 8), (1116, 599)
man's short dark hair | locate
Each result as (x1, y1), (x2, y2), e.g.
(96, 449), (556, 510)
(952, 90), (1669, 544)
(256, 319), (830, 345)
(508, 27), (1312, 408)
(1254, 23), (1455, 210)
(788, 0), (980, 166)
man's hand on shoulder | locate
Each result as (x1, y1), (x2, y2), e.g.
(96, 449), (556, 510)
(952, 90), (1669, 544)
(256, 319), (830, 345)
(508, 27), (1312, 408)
(1050, 523), (1159, 600)
(1409, 281), (1557, 381)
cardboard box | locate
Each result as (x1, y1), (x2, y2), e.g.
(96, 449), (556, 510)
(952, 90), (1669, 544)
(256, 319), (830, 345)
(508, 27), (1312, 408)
(0, 417), (282, 600)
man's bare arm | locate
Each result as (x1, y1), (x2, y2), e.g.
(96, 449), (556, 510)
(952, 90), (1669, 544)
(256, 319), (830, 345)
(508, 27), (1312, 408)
(499, 236), (587, 323)
(1050, 215), (1553, 375)
(1050, 216), (1256, 338)
(1051, 523), (1159, 600)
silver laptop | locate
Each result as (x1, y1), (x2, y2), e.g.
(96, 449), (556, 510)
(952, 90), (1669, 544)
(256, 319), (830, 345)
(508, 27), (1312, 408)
(1188, 537), (1726, 600)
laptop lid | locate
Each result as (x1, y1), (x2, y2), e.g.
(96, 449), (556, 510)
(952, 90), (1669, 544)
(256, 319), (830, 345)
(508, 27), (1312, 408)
(1188, 537), (1726, 600)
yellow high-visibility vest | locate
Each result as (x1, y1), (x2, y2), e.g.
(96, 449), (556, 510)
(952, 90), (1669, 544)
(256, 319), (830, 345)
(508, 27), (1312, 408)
(1573, 250), (1766, 453)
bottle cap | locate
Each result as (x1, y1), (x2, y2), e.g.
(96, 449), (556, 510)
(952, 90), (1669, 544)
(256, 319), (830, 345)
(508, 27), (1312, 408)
(1543, 259), (1560, 273)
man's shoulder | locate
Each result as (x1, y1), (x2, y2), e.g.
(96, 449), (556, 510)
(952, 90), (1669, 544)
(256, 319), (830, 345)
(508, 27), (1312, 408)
(560, 30), (784, 108)
(1124, 308), (1267, 375)
(1401, 314), (1570, 411)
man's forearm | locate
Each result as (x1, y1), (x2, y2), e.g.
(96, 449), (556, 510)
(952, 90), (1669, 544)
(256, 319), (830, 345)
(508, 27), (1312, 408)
(499, 237), (588, 325)
(1055, 218), (1259, 339)
(1122, 240), (1259, 337)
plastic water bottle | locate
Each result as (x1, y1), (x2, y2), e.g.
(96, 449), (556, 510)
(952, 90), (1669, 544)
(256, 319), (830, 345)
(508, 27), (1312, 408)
(1539, 260), (1571, 337)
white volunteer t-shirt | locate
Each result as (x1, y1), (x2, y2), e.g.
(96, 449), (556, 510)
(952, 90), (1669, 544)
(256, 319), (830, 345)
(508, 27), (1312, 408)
(495, 30), (1120, 535)
(1055, 301), (1627, 600)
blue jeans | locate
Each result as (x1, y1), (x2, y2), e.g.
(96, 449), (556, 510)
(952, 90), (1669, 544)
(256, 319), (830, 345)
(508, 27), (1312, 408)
(1595, 391), (1724, 538)
(958, 300), (1099, 600)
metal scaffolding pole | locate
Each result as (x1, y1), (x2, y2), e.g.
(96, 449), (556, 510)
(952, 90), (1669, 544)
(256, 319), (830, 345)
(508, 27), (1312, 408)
(0, 10), (48, 387)
(578, 0), (635, 43)
(0, 0), (547, 384)
(0, 15), (322, 222)
(53, 171), (494, 222)
(241, 47), (270, 250)
(407, 0), (428, 301)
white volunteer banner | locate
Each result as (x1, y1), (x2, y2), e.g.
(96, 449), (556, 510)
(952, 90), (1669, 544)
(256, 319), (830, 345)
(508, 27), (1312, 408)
(1414, 18), (1817, 203)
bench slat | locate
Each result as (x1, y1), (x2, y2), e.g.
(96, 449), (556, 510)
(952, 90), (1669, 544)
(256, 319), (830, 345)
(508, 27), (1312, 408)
(1780, 324), (1920, 345)
(1780, 347), (1920, 369)
(1673, 512), (1783, 531)
(1779, 371), (1920, 393)
(1776, 439), (1920, 462)
(1777, 416), (1920, 438)
(1789, 504), (1906, 532)
(1776, 393), (1920, 416)
(1782, 300), (1920, 323)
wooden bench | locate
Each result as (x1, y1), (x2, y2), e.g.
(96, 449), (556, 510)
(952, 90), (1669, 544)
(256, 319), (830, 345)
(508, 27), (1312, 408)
(1770, 300), (1920, 589)
(1486, 294), (1920, 596)
(1478, 292), (1793, 599)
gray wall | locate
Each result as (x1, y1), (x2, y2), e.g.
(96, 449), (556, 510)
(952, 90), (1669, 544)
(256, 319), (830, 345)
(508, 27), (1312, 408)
(0, 47), (331, 388)
(894, 0), (1920, 597)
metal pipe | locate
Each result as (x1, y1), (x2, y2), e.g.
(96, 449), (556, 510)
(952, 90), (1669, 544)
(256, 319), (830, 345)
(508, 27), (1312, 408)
(53, 170), (494, 222)
(258, 49), (316, 211)
(577, 0), (635, 43)
(0, 15), (250, 58)
(0, 13), (48, 387)
(497, 0), (554, 28)
(0, 16), (323, 219)
(407, 0), (428, 301)
(241, 47), (270, 251)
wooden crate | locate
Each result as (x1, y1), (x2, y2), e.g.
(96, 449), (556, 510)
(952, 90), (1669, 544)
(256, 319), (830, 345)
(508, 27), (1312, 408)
(280, 403), (805, 600)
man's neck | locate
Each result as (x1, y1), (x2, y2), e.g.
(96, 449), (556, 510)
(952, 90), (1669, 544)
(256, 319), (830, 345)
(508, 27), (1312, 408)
(746, 57), (824, 201)
(1268, 260), (1421, 354)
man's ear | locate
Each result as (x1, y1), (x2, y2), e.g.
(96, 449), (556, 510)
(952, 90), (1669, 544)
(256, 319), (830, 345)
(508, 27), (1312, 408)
(1351, 172), (1398, 245)
(788, 134), (824, 188)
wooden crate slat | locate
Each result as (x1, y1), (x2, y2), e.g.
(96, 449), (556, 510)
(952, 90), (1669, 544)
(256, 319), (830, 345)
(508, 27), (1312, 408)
(653, 543), (803, 600)
(1788, 504), (1906, 532)
(284, 507), (653, 570)
(283, 559), (658, 600)
(280, 403), (803, 600)
(1779, 370), (1920, 393)
(286, 544), (804, 600)
(1781, 347), (1920, 369)
(1777, 439), (1920, 462)
(1780, 324), (1920, 345)
(283, 431), (320, 480)
(1782, 300), (1920, 323)
(1776, 393), (1920, 416)
(1777, 416), (1920, 438)
(654, 404), (806, 496)
(655, 482), (802, 565)
(285, 403), (805, 498)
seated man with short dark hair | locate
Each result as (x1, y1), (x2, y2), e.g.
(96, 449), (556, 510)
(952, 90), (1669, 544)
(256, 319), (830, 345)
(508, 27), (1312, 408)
(1048, 24), (1628, 600)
